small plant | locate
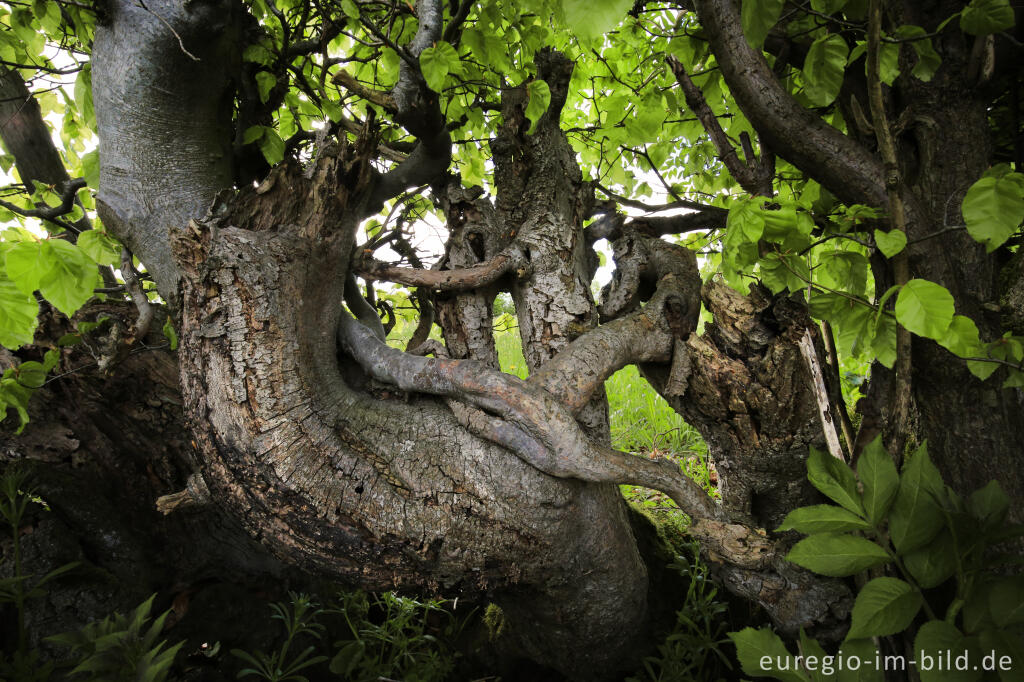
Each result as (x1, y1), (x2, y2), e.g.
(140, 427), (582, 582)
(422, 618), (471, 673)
(230, 592), (328, 681)
(730, 437), (1024, 681)
(0, 466), (77, 680)
(327, 589), (461, 681)
(629, 549), (733, 682)
(47, 594), (184, 682)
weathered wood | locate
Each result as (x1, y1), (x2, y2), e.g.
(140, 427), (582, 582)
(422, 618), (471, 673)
(798, 328), (847, 462)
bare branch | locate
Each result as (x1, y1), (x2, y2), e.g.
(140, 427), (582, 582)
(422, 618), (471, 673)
(667, 55), (774, 195)
(354, 245), (527, 291)
(121, 247), (155, 342)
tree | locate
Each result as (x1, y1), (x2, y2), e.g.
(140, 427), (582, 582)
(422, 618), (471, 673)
(0, 0), (1021, 678)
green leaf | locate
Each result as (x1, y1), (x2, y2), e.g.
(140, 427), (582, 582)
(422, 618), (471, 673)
(79, 149), (100, 190)
(894, 279), (955, 341)
(874, 229), (907, 258)
(5, 241), (50, 295)
(889, 444), (946, 553)
(255, 71), (277, 103)
(777, 505), (872, 534)
(938, 315), (982, 357)
(786, 533), (891, 577)
(914, 621), (981, 682)
(871, 314), (898, 368)
(807, 447), (864, 515)
(857, 435), (898, 525)
(162, 317), (178, 351)
(803, 34), (849, 107)
(876, 41), (901, 85)
(419, 41), (459, 93)
(797, 630), (831, 682)
(902, 528), (957, 588)
(895, 25), (942, 81)
(961, 170), (1024, 252)
(259, 128), (285, 165)
(836, 639), (883, 682)
(977, 629), (1024, 682)
(0, 274), (39, 350)
(562, 0), (632, 40)
(741, 0), (786, 50)
(14, 360), (47, 389)
(759, 252), (809, 293)
(74, 62), (94, 128)
(960, 0), (1016, 35)
(810, 0), (847, 14)
(525, 80), (552, 133)
(38, 240), (95, 315)
(989, 576), (1024, 627)
(727, 198), (765, 242)
(728, 627), (808, 681)
(243, 125), (265, 145)
(243, 44), (275, 66)
(847, 577), (921, 639)
(341, 0), (359, 19)
(968, 479), (1009, 528)
(77, 230), (122, 267)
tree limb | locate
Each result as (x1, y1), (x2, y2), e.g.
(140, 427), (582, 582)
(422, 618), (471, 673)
(666, 55), (774, 196)
(337, 312), (725, 522)
(354, 245), (526, 291)
(693, 0), (890, 209)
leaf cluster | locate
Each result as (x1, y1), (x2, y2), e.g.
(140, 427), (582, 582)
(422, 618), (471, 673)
(730, 438), (1024, 681)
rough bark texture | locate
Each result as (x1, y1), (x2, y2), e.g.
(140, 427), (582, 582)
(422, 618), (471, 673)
(432, 181), (512, 369)
(0, 304), (293, 666)
(61, 0), (980, 675)
(696, 0), (1024, 517)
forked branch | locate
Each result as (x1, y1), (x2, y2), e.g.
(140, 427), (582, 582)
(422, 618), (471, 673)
(337, 312), (725, 522)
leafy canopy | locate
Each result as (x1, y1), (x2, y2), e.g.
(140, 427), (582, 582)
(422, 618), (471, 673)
(0, 0), (1022, 433)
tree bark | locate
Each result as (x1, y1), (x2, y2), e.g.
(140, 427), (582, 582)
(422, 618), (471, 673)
(80, 2), (864, 676)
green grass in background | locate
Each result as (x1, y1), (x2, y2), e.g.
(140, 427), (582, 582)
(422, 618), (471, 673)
(491, 325), (716, 513)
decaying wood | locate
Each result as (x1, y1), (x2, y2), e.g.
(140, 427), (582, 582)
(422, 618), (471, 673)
(798, 329), (847, 462)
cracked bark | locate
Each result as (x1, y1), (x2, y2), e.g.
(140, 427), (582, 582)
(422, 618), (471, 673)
(83, 3), (859, 677)
(694, 0), (1024, 513)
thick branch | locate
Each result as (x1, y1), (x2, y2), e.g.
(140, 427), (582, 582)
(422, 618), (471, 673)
(364, 0), (451, 210)
(693, 0), (889, 208)
(93, 0), (241, 304)
(0, 68), (71, 191)
(531, 276), (694, 413)
(337, 313), (724, 522)
(585, 208), (727, 243)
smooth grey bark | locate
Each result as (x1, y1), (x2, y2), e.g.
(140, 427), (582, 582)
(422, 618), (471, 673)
(93, 0), (239, 304)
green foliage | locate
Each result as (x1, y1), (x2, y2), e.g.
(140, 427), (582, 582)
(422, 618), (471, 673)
(325, 590), (462, 681)
(741, 0), (786, 50)
(732, 437), (1024, 680)
(629, 552), (733, 681)
(959, 0), (1016, 35)
(802, 35), (849, 106)
(226, 589), (465, 682)
(48, 595), (184, 682)
(961, 165), (1024, 252)
(231, 593), (328, 681)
